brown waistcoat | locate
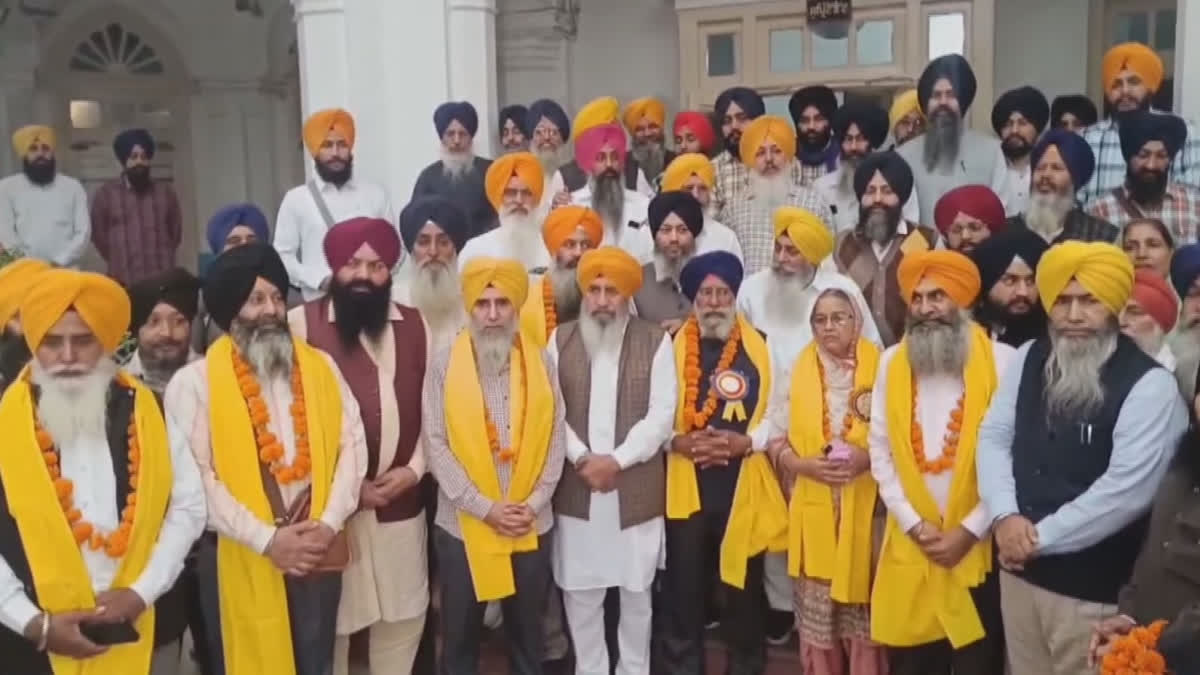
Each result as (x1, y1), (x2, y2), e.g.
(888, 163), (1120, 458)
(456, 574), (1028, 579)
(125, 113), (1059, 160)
(553, 317), (666, 529)
(834, 226), (938, 346)
(303, 298), (426, 522)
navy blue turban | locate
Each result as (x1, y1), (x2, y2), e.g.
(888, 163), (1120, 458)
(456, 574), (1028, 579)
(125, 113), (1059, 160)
(398, 196), (469, 253)
(648, 190), (704, 237)
(206, 202), (270, 253)
(1171, 243), (1200, 297)
(203, 243), (290, 332)
(1119, 110), (1188, 164)
(499, 104), (529, 136)
(854, 150), (914, 203)
(113, 128), (155, 163)
(434, 101), (479, 138)
(714, 87), (765, 122)
(1051, 94), (1098, 128)
(525, 99), (570, 139)
(918, 54), (977, 113)
(1032, 129), (1097, 188)
(680, 250), (744, 301)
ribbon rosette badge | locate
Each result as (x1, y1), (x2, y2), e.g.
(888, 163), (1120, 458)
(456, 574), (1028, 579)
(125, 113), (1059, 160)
(712, 369), (749, 423)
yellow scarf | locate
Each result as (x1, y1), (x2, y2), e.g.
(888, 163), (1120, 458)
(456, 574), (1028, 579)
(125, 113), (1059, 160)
(666, 314), (787, 589)
(0, 369), (170, 675)
(786, 338), (880, 604)
(207, 336), (342, 675)
(519, 275), (551, 347)
(870, 322), (996, 648)
(444, 329), (555, 601)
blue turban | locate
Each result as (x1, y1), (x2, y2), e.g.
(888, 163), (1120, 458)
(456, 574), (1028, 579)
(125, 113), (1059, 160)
(434, 101), (479, 138)
(526, 98), (570, 139)
(499, 104), (528, 136)
(714, 87), (765, 122)
(398, 196), (469, 253)
(1032, 129), (1096, 189)
(679, 250), (744, 301)
(1118, 110), (1188, 163)
(113, 128), (155, 163)
(206, 203), (270, 253)
(1170, 243), (1200, 297)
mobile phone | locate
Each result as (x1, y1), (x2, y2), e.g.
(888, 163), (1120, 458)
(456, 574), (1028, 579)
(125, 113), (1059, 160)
(80, 620), (140, 646)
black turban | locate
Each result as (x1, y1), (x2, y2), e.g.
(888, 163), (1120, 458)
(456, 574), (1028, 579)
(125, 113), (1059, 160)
(1051, 94), (1098, 128)
(398, 196), (469, 253)
(499, 104), (528, 136)
(853, 150), (914, 203)
(127, 267), (200, 333)
(525, 99), (570, 139)
(113, 128), (155, 163)
(832, 101), (889, 150)
(968, 228), (1049, 292)
(714, 87), (765, 122)
(648, 191), (704, 237)
(202, 243), (290, 332)
(918, 54), (977, 113)
(1032, 129), (1096, 188)
(1118, 110), (1188, 163)
(788, 86), (838, 126)
(679, 250), (743, 301)
(991, 86), (1050, 136)
(434, 101), (479, 138)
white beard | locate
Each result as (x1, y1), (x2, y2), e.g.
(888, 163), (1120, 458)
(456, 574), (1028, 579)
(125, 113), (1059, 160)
(749, 171), (792, 212)
(1044, 324), (1118, 420)
(1171, 325), (1200, 396)
(579, 305), (628, 357)
(469, 321), (517, 376)
(905, 309), (970, 377)
(764, 268), (815, 327)
(441, 148), (475, 181)
(1025, 192), (1074, 239)
(409, 259), (465, 343)
(32, 358), (118, 447)
(497, 211), (547, 269)
(536, 144), (572, 178)
(699, 306), (735, 340)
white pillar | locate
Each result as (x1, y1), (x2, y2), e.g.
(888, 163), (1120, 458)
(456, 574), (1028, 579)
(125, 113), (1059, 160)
(448, 0), (500, 157)
(1175, 0), (1200, 122)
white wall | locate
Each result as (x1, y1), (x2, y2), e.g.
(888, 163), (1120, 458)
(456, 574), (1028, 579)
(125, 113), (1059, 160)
(992, 0), (1092, 103)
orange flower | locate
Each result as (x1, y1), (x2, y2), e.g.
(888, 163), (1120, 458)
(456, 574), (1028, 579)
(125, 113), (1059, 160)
(72, 522), (93, 542)
(543, 276), (557, 335)
(910, 381), (964, 475)
(35, 430), (54, 450)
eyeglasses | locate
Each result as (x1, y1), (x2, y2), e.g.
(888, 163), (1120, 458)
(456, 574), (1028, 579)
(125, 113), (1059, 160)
(811, 312), (852, 328)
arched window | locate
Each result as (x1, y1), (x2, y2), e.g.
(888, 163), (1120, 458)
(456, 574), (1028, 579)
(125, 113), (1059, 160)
(68, 23), (164, 76)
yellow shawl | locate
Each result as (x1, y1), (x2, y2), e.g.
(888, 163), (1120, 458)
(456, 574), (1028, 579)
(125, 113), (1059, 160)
(786, 338), (880, 604)
(0, 369), (171, 675)
(444, 329), (555, 601)
(208, 336), (343, 675)
(519, 275), (552, 347)
(666, 314), (788, 589)
(870, 322), (996, 648)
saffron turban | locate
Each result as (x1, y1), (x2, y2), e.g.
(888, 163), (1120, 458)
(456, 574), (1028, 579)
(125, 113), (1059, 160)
(679, 250), (743, 301)
(774, 206), (834, 265)
(991, 86), (1050, 136)
(577, 247), (644, 298)
(202, 243), (290, 332)
(714, 87), (765, 121)
(672, 112), (717, 153)
(623, 98), (666, 132)
(398, 196), (469, 253)
(889, 89), (923, 129)
(661, 153), (715, 191)
(434, 101), (479, 138)
(1032, 130), (1096, 188)
(1118, 110), (1188, 163)
(113, 128), (155, 163)
(918, 54), (977, 113)
(1035, 241), (1134, 316)
(484, 152), (545, 211)
(542, 206), (603, 253)
(11, 125), (55, 155)
(461, 257), (529, 310)
(0, 258), (50, 326)
(853, 150), (914, 203)
(575, 122), (627, 169)
(969, 228), (1049, 292)
(526, 98), (570, 139)
(738, 115), (796, 167)
(1051, 94), (1098, 128)
(648, 191), (704, 237)
(897, 250), (981, 307)
(128, 267), (201, 333)
(933, 185), (1007, 235)
(324, 217), (402, 270)
(21, 269), (130, 353)
(833, 101), (890, 150)
(1131, 269), (1178, 333)
(788, 86), (838, 126)
(499, 104), (528, 136)
(303, 108), (355, 156)
(1170, 243), (1200, 297)
(573, 97), (620, 139)
(206, 203), (270, 253)
(1103, 42), (1164, 93)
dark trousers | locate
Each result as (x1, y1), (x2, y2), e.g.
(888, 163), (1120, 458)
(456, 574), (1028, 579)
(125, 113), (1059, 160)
(657, 511), (766, 675)
(435, 526), (552, 675)
(196, 533), (226, 675)
(888, 570), (1006, 675)
(182, 543), (215, 674)
(413, 477), (440, 675)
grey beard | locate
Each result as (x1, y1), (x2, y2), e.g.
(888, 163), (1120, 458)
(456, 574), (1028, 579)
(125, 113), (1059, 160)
(138, 347), (188, 393)
(549, 264), (583, 321)
(765, 267), (815, 324)
(632, 143), (666, 183)
(923, 110), (962, 171)
(1025, 192), (1075, 238)
(591, 173), (626, 229)
(699, 307), (735, 340)
(579, 305), (627, 357)
(536, 145), (572, 177)
(1044, 323), (1118, 421)
(410, 260), (463, 336)
(654, 250), (691, 282)
(469, 321), (516, 376)
(1128, 326), (1165, 359)
(905, 309), (970, 376)
(31, 358), (118, 446)
(441, 149), (475, 182)
(1170, 325), (1200, 397)
(864, 208), (898, 243)
(749, 171), (792, 212)
(838, 158), (861, 196)
(230, 319), (294, 381)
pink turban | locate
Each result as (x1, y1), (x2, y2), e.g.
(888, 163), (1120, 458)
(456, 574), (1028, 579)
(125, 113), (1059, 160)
(323, 217), (403, 270)
(574, 122), (627, 171)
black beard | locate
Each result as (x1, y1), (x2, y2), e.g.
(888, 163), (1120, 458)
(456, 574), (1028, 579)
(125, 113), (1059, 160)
(0, 330), (31, 388)
(1127, 167), (1169, 203)
(330, 278), (392, 347)
(974, 299), (1047, 348)
(723, 131), (742, 156)
(125, 165), (153, 193)
(799, 129), (831, 155)
(1108, 97), (1152, 122)
(1001, 136), (1033, 161)
(22, 158), (55, 185)
(315, 157), (353, 187)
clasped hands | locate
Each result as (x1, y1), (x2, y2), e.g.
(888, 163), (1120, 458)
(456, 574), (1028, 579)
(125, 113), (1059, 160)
(576, 453), (621, 492)
(671, 428), (752, 468)
(265, 519), (338, 577)
(484, 500), (536, 537)
(992, 514), (1039, 571)
(22, 589), (148, 660)
(907, 520), (979, 569)
(766, 438), (870, 488)
(359, 466), (420, 510)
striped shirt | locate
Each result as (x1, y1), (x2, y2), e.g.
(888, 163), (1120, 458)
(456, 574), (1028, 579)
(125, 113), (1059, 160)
(721, 184), (833, 275)
(1078, 113), (1200, 205)
(90, 178), (182, 284)
(1084, 183), (1200, 245)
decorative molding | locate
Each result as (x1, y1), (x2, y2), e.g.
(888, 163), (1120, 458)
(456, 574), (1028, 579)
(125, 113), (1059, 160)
(497, 5), (566, 73)
(290, 0), (342, 18)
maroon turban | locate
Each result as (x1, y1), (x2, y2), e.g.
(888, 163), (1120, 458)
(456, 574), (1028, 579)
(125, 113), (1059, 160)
(933, 185), (1007, 235)
(323, 217), (403, 270)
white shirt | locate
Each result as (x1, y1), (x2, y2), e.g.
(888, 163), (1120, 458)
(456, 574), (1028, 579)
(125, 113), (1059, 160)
(458, 225), (553, 273)
(696, 217), (744, 262)
(0, 416), (207, 635)
(274, 176), (396, 299)
(1002, 162), (1031, 217)
(548, 165), (654, 199)
(568, 185), (655, 265)
(0, 173), (91, 266)
(813, 167), (920, 235)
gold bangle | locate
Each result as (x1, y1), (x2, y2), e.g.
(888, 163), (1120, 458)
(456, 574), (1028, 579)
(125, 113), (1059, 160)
(36, 612), (49, 652)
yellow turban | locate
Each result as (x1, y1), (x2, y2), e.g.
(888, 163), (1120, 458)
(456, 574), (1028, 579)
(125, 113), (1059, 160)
(485, 151), (545, 211)
(11, 125), (55, 156)
(303, 108), (356, 156)
(897, 250), (981, 307)
(1103, 43), (1165, 93)
(623, 97), (666, 133)
(0, 258), (51, 326)
(461, 257), (530, 311)
(577, 247), (644, 298)
(661, 153), (715, 191)
(773, 207), (834, 265)
(738, 115), (796, 167)
(889, 90), (923, 129)
(542, 206), (603, 254)
(1035, 241), (1134, 316)
(20, 269), (130, 353)
(573, 97), (620, 140)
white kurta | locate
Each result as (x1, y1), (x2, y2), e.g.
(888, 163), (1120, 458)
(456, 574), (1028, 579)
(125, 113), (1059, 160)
(0, 172), (90, 266)
(547, 325), (677, 592)
(696, 216), (745, 262)
(1003, 162), (1031, 217)
(568, 186), (655, 266)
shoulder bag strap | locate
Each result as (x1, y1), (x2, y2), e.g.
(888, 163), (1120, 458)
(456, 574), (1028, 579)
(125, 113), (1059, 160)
(307, 179), (338, 230)
(1110, 187), (1145, 221)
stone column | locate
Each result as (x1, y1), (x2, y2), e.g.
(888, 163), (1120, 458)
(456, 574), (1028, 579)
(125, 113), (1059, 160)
(447, 0), (500, 157)
(1175, 0), (1200, 122)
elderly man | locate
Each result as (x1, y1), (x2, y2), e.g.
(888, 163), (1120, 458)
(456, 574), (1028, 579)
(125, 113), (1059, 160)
(712, 87), (767, 217)
(833, 151), (940, 346)
(0, 269), (205, 675)
(423, 257), (566, 675)
(789, 86), (839, 185)
(673, 112), (717, 157)
(125, 267), (201, 398)
(1086, 110), (1200, 243)
(934, 185), (1007, 253)
(0, 125), (89, 266)
(657, 250), (786, 675)
(1121, 268), (1179, 370)
(165, 243), (368, 675)
(889, 89), (925, 148)
(459, 152), (548, 271)
(0, 258), (50, 390)
(633, 191), (710, 334)
(1007, 129), (1118, 243)
(1051, 95), (1098, 135)
(194, 203), (273, 353)
(868, 250), (1011, 675)
(520, 205), (604, 347)
(659, 155), (743, 257)
(552, 98), (652, 201)
(1170, 244), (1200, 395)
(624, 97), (676, 188)
(397, 196), (469, 352)
(549, 246), (676, 675)
(275, 108), (394, 301)
(412, 101), (495, 239)
(500, 105), (530, 154)
(992, 87), (1050, 216)
(976, 241), (1187, 675)
(1080, 42), (1200, 203)
(897, 55), (1012, 223)
(968, 228), (1049, 347)
(526, 99), (573, 193)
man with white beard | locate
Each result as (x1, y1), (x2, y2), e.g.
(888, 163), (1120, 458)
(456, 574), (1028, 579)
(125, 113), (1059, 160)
(977, 241), (1187, 675)
(1169, 244), (1200, 395)
(411, 101), (496, 240)
(548, 246), (676, 675)
(520, 205), (603, 347)
(564, 121), (655, 266)
(1006, 130), (1118, 243)
(623, 98), (676, 190)
(0, 269), (205, 675)
(459, 152), (549, 272)
(397, 196), (470, 353)
(1120, 269), (1179, 370)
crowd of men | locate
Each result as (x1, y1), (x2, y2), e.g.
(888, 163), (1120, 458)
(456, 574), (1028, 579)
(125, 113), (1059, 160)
(2, 36), (1200, 675)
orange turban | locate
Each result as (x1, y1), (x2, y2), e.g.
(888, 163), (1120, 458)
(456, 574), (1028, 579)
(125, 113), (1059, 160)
(20, 269), (130, 352)
(577, 247), (643, 298)
(738, 115), (796, 167)
(303, 108), (356, 156)
(1102, 43), (1164, 93)
(896, 250), (981, 307)
(661, 153), (715, 191)
(0, 259), (51, 326)
(543, 206), (603, 254)
(623, 98), (666, 133)
(11, 125), (55, 156)
(461, 257), (529, 311)
(484, 152), (545, 212)
(573, 97), (620, 140)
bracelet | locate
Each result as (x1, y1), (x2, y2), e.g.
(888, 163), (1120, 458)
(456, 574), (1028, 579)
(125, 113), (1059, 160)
(36, 611), (49, 652)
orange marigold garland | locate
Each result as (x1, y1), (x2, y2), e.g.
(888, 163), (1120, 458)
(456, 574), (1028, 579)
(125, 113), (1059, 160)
(910, 379), (964, 475)
(484, 335), (528, 464)
(816, 356), (855, 442)
(1101, 620), (1168, 675)
(232, 348), (312, 485)
(682, 316), (742, 431)
(542, 276), (557, 335)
